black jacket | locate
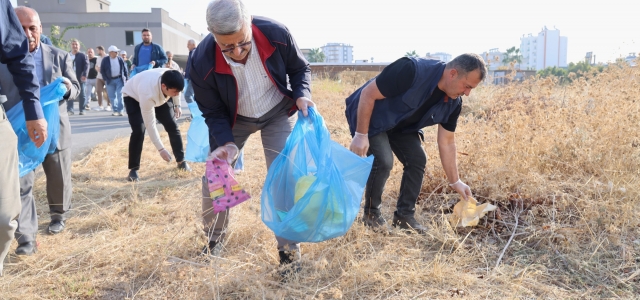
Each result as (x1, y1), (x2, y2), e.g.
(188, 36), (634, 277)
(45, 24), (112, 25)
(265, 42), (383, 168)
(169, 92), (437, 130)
(189, 16), (311, 148)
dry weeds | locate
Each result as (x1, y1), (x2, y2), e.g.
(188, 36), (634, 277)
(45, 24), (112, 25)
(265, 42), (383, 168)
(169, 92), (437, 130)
(1, 64), (638, 299)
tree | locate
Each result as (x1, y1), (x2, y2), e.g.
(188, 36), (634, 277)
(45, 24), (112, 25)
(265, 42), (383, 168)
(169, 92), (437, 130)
(404, 50), (419, 58)
(502, 46), (523, 69)
(49, 23), (109, 51)
(307, 48), (325, 63)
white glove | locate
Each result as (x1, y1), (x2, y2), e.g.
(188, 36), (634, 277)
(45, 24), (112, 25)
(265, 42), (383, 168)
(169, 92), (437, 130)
(349, 132), (369, 157)
(208, 143), (239, 164)
(159, 148), (172, 162)
(449, 179), (472, 201)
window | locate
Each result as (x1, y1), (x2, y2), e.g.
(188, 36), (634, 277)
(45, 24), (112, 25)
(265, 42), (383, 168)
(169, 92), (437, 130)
(59, 0), (65, 3)
(125, 31), (142, 46)
(100, 3), (103, 9)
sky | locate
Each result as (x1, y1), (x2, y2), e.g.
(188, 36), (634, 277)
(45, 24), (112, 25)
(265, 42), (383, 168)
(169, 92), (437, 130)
(11, 0), (639, 64)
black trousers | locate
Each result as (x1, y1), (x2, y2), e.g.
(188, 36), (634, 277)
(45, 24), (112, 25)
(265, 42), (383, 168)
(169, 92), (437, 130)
(124, 96), (185, 170)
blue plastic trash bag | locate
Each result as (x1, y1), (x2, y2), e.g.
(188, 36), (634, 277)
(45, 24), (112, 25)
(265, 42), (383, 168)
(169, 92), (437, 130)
(6, 77), (67, 177)
(184, 101), (209, 162)
(130, 64), (153, 78)
(262, 107), (374, 243)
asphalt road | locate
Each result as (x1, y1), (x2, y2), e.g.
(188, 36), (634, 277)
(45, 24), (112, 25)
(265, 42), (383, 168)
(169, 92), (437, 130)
(69, 100), (191, 159)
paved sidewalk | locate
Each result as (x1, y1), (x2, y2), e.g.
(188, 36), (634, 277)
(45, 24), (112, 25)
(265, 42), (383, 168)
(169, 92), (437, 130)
(69, 100), (191, 159)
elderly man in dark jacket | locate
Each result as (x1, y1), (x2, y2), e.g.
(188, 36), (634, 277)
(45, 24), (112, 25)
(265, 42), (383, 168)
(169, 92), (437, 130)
(189, 0), (313, 275)
(66, 39), (89, 115)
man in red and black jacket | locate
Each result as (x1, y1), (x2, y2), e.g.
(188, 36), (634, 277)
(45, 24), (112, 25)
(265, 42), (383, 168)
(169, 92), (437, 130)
(189, 0), (313, 275)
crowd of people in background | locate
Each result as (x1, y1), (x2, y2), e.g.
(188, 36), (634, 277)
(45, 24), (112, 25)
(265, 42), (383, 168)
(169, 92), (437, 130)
(0, 1), (197, 273)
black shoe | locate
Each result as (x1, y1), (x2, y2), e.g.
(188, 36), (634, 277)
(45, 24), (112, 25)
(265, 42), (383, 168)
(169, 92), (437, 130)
(278, 250), (301, 279)
(362, 213), (391, 233)
(15, 241), (37, 255)
(127, 170), (139, 182)
(177, 161), (192, 172)
(392, 212), (427, 234)
(201, 241), (223, 257)
(48, 220), (65, 234)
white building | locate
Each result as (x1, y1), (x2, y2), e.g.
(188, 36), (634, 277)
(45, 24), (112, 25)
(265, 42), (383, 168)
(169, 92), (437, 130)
(424, 52), (452, 63)
(520, 27), (568, 70)
(479, 48), (507, 70)
(321, 43), (353, 63)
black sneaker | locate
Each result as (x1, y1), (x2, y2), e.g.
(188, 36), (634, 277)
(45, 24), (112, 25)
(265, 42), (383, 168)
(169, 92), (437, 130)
(278, 250), (301, 279)
(48, 220), (65, 234)
(391, 212), (427, 234)
(127, 170), (140, 182)
(362, 213), (391, 233)
(201, 241), (223, 257)
(15, 241), (37, 255)
(177, 161), (192, 172)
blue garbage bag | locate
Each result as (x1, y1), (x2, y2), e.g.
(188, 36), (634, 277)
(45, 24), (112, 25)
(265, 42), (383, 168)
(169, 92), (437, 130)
(184, 101), (209, 162)
(130, 64), (153, 78)
(262, 107), (374, 243)
(6, 77), (67, 177)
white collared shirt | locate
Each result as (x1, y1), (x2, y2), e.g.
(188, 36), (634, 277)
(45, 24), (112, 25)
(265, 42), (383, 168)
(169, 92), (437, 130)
(122, 68), (181, 150)
(222, 40), (282, 118)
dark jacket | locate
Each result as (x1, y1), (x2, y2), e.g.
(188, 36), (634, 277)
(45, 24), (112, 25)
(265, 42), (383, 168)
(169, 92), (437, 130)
(0, 0), (42, 120)
(132, 42), (167, 69)
(100, 55), (129, 84)
(189, 16), (311, 148)
(345, 58), (462, 137)
(184, 48), (194, 80)
(73, 51), (89, 80)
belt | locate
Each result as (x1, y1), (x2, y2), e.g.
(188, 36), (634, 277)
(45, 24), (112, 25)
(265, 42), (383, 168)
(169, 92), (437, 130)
(111, 75), (121, 79)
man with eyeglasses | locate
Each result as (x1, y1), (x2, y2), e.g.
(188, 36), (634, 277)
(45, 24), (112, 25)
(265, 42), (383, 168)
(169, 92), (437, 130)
(189, 0), (313, 277)
(346, 53), (487, 234)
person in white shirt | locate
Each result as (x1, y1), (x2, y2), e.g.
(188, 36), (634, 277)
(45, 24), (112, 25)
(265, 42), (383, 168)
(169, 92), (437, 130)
(164, 51), (181, 71)
(121, 68), (191, 181)
(100, 45), (128, 116)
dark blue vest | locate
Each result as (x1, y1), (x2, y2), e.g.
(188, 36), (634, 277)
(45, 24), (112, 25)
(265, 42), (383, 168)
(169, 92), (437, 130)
(345, 58), (462, 137)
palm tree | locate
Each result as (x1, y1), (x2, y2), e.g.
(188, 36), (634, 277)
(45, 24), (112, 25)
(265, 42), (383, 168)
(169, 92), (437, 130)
(307, 48), (325, 63)
(404, 50), (419, 58)
(502, 46), (523, 69)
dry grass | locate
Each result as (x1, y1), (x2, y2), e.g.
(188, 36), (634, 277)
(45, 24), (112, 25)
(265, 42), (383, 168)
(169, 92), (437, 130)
(1, 65), (639, 299)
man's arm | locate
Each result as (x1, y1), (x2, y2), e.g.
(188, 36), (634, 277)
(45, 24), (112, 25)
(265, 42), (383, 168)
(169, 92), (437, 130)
(348, 79), (385, 156)
(61, 52), (80, 100)
(189, 66), (234, 147)
(0, 0), (47, 146)
(80, 53), (89, 80)
(154, 45), (168, 67)
(131, 45), (138, 66)
(437, 124), (472, 200)
(99, 57), (108, 83)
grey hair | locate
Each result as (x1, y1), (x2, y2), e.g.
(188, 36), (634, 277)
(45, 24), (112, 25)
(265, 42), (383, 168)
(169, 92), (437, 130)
(206, 0), (251, 35)
(166, 51), (172, 55)
(446, 53), (488, 81)
(14, 6), (41, 25)
(188, 39), (196, 45)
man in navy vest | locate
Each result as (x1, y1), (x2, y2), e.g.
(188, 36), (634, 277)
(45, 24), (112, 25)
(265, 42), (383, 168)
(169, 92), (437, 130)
(345, 53), (486, 234)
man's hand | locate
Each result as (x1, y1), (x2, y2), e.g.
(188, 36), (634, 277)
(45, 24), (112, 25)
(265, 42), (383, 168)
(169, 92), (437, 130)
(150, 61), (156, 67)
(81, 76), (86, 82)
(349, 132), (369, 157)
(26, 119), (48, 148)
(449, 179), (472, 201)
(208, 143), (238, 164)
(131, 64), (136, 70)
(159, 148), (172, 162)
(62, 77), (72, 92)
(295, 97), (315, 117)
(174, 106), (182, 119)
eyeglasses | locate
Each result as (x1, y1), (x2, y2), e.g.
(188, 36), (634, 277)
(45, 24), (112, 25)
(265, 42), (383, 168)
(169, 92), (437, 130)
(219, 40), (252, 53)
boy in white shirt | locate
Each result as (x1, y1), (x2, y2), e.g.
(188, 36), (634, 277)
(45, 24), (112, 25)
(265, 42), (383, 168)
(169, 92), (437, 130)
(121, 68), (191, 181)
